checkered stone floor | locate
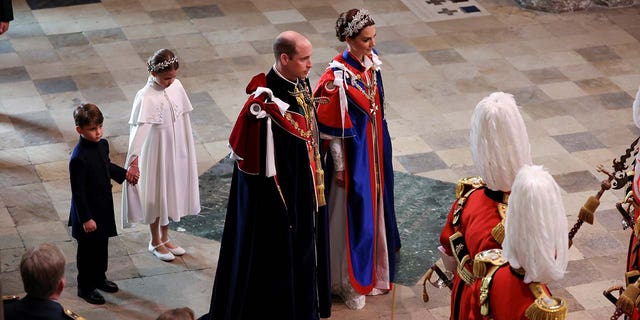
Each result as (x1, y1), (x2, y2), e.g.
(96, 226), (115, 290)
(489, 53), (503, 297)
(2, 0), (640, 319)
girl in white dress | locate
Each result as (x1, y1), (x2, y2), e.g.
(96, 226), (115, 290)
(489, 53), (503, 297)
(122, 49), (201, 262)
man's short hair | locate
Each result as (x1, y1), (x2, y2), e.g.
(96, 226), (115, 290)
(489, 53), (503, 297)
(273, 35), (297, 60)
(20, 243), (66, 299)
(73, 103), (104, 128)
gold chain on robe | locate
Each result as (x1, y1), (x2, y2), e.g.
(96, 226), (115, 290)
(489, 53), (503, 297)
(292, 81), (326, 207)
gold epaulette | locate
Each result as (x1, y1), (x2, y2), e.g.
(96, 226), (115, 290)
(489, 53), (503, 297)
(455, 176), (486, 199)
(452, 177), (486, 225)
(525, 283), (567, 320)
(473, 249), (507, 279)
(63, 306), (86, 320)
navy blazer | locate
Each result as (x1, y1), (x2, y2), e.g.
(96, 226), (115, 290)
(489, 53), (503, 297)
(68, 137), (126, 240)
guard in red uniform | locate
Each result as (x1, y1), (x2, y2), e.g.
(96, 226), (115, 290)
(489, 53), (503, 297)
(439, 92), (532, 320)
(615, 88), (640, 320)
(467, 165), (569, 320)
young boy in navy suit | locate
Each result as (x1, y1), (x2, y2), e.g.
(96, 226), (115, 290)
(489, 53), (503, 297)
(69, 103), (138, 304)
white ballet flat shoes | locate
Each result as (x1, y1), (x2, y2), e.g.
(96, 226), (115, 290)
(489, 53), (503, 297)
(148, 241), (175, 261)
(167, 245), (185, 256)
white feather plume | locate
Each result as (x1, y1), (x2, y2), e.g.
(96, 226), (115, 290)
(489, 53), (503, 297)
(502, 165), (568, 284)
(470, 92), (532, 191)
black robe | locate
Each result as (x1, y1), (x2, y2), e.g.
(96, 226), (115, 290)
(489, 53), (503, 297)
(204, 69), (331, 319)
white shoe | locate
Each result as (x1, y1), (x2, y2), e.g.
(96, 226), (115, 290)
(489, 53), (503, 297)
(148, 241), (175, 262)
(368, 288), (389, 296)
(343, 294), (365, 310)
(167, 245), (185, 256)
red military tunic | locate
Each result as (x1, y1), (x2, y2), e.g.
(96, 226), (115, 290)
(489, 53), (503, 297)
(440, 186), (506, 320)
(467, 266), (558, 320)
(625, 165), (640, 320)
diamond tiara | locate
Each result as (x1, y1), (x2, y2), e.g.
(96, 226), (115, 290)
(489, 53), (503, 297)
(342, 9), (374, 38)
(148, 56), (178, 72)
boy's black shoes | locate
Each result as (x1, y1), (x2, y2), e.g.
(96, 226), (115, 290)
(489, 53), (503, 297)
(97, 280), (119, 293)
(78, 289), (106, 305)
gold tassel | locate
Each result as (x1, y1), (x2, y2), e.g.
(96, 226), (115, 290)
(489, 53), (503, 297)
(618, 283), (640, 314)
(578, 196), (599, 224)
(491, 222), (505, 244)
(422, 269), (433, 303)
(315, 158), (326, 207)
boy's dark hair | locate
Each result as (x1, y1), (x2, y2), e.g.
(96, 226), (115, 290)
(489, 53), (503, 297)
(73, 103), (104, 128)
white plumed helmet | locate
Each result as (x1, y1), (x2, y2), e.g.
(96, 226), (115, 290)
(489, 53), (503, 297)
(502, 165), (568, 284)
(470, 92), (532, 191)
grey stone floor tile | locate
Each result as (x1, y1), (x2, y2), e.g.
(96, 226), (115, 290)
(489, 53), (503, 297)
(0, 66), (30, 84)
(9, 111), (65, 146)
(16, 48), (60, 65)
(397, 152), (449, 173)
(523, 67), (570, 84)
(1, 248), (27, 273)
(0, 40), (15, 54)
(0, 227), (23, 250)
(0, 165), (40, 188)
(575, 45), (622, 62)
(594, 91), (635, 110)
(83, 27), (127, 45)
(552, 132), (607, 153)
(553, 170), (601, 193)
(420, 48), (467, 65)
(183, 5), (225, 20)
(17, 221), (71, 248)
(48, 32), (89, 49)
(33, 76), (78, 95)
(6, 22), (45, 39)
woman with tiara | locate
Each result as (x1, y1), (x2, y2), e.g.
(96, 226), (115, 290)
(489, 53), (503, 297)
(313, 8), (401, 310)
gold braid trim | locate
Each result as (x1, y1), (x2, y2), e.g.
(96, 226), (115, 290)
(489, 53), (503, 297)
(64, 307), (87, 320)
(291, 82), (326, 207)
(491, 194), (509, 244)
(491, 222), (505, 245)
(525, 283), (567, 320)
(457, 255), (475, 285)
(1, 295), (18, 301)
(479, 264), (503, 316)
